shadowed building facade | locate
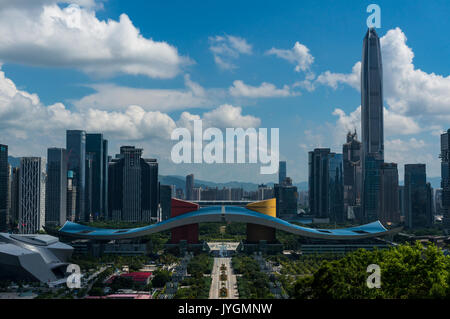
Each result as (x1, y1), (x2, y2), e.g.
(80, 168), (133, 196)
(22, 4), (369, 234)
(108, 146), (158, 222)
(86, 133), (108, 220)
(404, 164), (432, 229)
(440, 129), (450, 229)
(66, 130), (86, 222)
(0, 144), (7, 231)
(343, 131), (362, 220)
(45, 148), (67, 226)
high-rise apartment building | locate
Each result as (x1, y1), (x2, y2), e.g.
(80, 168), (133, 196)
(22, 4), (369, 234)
(18, 157), (46, 234)
(45, 148), (68, 226)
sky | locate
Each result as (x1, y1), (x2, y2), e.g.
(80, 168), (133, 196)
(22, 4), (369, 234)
(0, 0), (449, 183)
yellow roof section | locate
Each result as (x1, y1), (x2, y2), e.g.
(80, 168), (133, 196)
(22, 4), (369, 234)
(245, 198), (276, 217)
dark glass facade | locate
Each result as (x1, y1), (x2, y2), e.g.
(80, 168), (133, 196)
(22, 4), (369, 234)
(159, 184), (172, 221)
(108, 146), (158, 222)
(0, 144), (7, 231)
(308, 148), (330, 218)
(66, 130), (86, 222)
(185, 174), (194, 200)
(440, 129), (450, 229)
(45, 148), (68, 226)
(86, 133), (109, 220)
(404, 164), (432, 228)
(278, 161), (287, 184)
(328, 153), (344, 223)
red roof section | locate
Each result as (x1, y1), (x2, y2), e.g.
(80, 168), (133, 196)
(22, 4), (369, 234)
(171, 198), (199, 217)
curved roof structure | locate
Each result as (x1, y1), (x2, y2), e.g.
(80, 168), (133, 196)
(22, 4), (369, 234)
(59, 205), (401, 240)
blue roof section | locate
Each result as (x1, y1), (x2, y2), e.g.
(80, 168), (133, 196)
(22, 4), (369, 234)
(59, 206), (395, 240)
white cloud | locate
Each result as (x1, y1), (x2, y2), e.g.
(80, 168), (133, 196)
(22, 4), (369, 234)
(209, 35), (252, 70)
(73, 75), (223, 112)
(266, 42), (314, 72)
(316, 62), (361, 90)
(0, 65), (265, 173)
(317, 27), (450, 131)
(202, 104), (261, 128)
(0, 2), (190, 78)
(332, 105), (422, 137)
(385, 138), (439, 178)
(229, 80), (298, 98)
(177, 104), (261, 130)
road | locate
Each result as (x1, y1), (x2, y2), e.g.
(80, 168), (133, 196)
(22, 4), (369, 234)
(209, 257), (239, 299)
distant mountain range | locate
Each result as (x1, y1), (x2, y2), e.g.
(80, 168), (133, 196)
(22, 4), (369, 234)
(159, 175), (308, 192)
(7, 156), (441, 191)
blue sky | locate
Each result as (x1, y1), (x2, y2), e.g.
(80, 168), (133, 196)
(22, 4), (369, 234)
(0, 0), (449, 183)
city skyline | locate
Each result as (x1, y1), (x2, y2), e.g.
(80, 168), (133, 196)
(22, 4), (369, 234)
(0, 1), (449, 184)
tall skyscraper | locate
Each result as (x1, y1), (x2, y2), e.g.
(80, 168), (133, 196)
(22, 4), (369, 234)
(108, 146), (158, 222)
(328, 153), (344, 223)
(404, 164), (432, 229)
(361, 28), (385, 223)
(102, 139), (109, 219)
(45, 148), (68, 226)
(308, 148), (330, 218)
(67, 170), (77, 222)
(440, 129), (450, 229)
(18, 157), (46, 234)
(86, 133), (108, 220)
(343, 131), (362, 220)
(0, 144), (7, 231)
(159, 184), (172, 221)
(10, 167), (19, 226)
(379, 163), (400, 225)
(274, 177), (298, 219)
(279, 161), (287, 184)
(185, 174), (194, 200)
(84, 153), (94, 222)
(66, 130), (86, 222)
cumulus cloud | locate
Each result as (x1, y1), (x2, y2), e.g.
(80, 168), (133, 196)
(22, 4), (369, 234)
(332, 105), (421, 137)
(316, 62), (361, 90)
(229, 80), (298, 98)
(0, 65), (177, 147)
(317, 27), (450, 130)
(209, 35), (252, 70)
(0, 64), (263, 164)
(178, 104), (261, 130)
(73, 75), (223, 112)
(0, 2), (190, 78)
(266, 42), (314, 73)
